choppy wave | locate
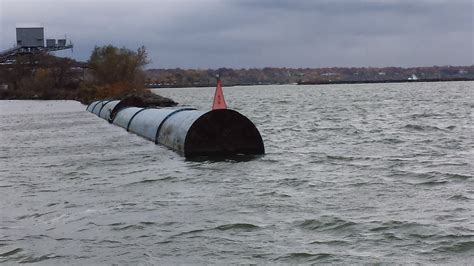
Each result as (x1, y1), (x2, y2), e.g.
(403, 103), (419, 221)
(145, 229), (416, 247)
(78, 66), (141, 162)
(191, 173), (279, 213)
(275, 252), (334, 262)
(215, 223), (261, 231)
(403, 124), (446, 131)
(298, 217), (356, 232)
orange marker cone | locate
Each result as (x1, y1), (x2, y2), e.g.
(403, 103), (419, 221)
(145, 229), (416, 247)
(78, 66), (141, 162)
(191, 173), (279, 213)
(212, 75), (227, 110)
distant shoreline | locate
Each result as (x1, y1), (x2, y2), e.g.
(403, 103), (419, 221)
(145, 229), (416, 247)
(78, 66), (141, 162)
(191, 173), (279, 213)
(147, 77), (474, 89)
(146, 65), (474, 88)
(297, 77), (474, 85)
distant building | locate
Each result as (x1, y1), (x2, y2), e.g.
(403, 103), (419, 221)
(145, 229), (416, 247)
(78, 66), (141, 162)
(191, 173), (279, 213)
(46, 39), (56, 48)
(0, 27), (74, 64)
(408, 74), (418, 80)
(16, 27), (45, 48)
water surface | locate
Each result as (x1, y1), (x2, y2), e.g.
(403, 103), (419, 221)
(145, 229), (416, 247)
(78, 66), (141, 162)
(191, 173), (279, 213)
(1, 82), (473, 264)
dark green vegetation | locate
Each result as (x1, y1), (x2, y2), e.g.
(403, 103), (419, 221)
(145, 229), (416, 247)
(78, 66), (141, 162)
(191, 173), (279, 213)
(146, 65), (474, 87)
(0, 45), (176, 106)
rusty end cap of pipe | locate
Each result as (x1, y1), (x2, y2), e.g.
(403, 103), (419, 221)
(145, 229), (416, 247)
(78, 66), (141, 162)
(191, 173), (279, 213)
(184, 109), (265, 157)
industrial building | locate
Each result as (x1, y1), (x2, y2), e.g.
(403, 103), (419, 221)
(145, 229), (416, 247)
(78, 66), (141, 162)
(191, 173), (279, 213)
(0, 27), (73, 63)
(16, 27), (44, 47)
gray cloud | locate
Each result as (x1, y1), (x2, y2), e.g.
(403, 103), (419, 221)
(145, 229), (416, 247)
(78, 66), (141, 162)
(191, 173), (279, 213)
(1, 0), (472, 68)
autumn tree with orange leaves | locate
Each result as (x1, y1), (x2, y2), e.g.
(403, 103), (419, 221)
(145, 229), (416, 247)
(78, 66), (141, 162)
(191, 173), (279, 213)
(79, 45), (150, 103)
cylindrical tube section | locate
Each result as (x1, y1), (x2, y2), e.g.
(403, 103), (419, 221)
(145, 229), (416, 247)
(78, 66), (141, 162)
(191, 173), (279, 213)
(90, 100), (104, 115)
(87, 101), (264, 157)
(91, 100), (113, 116)
(157, 110), (206, 153)
(86, 100), (100, 112)
(109, 96), (147, 122)
(99, 100), (120, 120)
(128, 107), (196, 142)
(112, 107), (145, 130)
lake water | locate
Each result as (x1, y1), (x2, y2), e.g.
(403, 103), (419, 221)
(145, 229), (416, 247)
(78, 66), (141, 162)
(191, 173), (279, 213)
(0, 82), (473, 264)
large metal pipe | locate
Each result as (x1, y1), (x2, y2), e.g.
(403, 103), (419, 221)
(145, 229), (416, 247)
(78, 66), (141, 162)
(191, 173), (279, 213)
(87, 96), (147, 122)
(87, 99), (264, 157)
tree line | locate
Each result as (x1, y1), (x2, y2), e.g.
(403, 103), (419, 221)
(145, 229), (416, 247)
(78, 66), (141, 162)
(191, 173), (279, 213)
(146, 65), (474, 87)
(0, 45), (175, 105)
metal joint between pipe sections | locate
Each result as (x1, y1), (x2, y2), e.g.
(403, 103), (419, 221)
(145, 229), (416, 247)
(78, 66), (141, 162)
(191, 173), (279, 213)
(154, 108), (196, 144)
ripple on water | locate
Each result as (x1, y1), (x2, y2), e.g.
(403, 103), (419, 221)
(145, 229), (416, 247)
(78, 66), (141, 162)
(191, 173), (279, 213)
(275, 252), (334, 263)
(433, 241), (474, 254)
(403, 124), (446, 131)
(297, 216), (357, 232)
(0, 247), (64, 264)
(214, 223), (261, 231)
(0, 248), (23, 257)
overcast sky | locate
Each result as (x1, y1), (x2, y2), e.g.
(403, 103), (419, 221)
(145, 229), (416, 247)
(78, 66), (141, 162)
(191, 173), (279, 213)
(0, 0), (472, 69)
